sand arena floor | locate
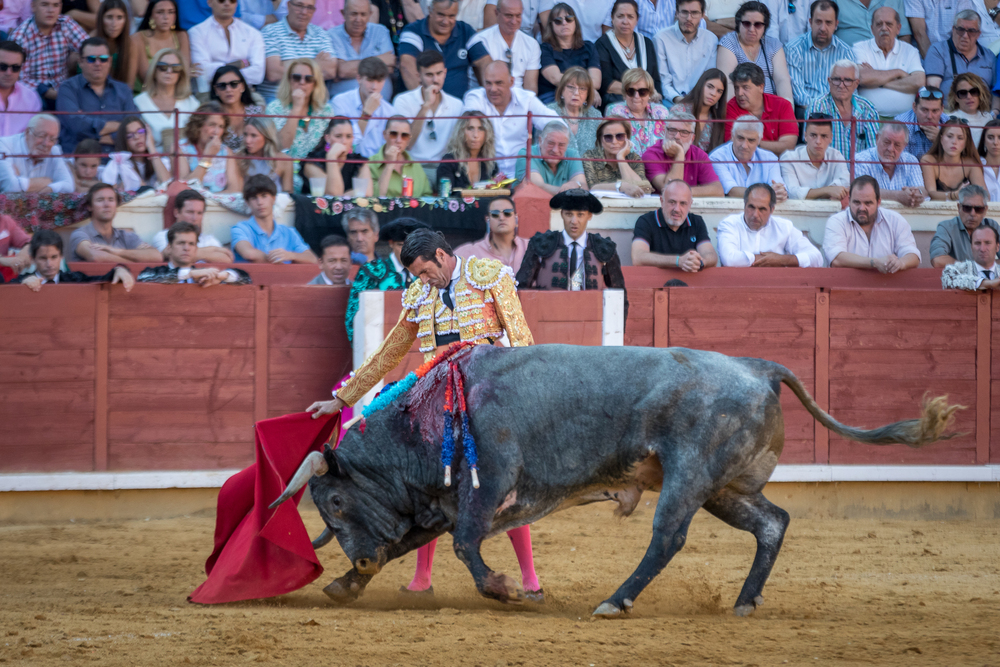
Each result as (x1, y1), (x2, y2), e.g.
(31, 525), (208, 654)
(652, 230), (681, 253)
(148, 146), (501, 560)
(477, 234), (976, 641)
(1, 498), (998, 666)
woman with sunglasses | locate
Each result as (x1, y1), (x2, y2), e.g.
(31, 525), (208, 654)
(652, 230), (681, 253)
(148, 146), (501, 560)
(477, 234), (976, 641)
(133, 47), (199, 151)
(539, 3), (600, 105)
(301, 117), (373, 196)
(605, 68), (669, 155)
(716, 1), (792, 104)
(265, 58), (334, 189)
(132, 0), (194, 86)
(234, 116), (294, 194)
(947, 73), (994, 147)
(672, 68), (728, 152)
(177, 101), (241, 192)
(979, 119), (1000, 202)
(210, 65), (263, 152)
(920, 118), (987, 201)
(594, 0), (661, 110)
(437, 111), (500, 190)
(582, 118), (652, 197)
(94, 0), (135, 86)
(101, 115), (170, 191)
(545, 67), (602, 157)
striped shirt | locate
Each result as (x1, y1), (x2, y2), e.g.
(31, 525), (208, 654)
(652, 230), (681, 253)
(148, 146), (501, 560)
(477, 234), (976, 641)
(805, 93), (880, 159)
(259, 19), (335, 100)
(852, 147), (924, 190)
(9, 16), (89, 90)
(894, 108), (951, 159)
(903, 0), (959, 45)
(602, 0), (674, 41)
(784, 32), (856, 108)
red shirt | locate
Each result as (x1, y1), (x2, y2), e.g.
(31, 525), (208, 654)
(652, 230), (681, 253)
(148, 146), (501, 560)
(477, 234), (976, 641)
(724, 93), (798, 143)
(0, 215), (31, 282)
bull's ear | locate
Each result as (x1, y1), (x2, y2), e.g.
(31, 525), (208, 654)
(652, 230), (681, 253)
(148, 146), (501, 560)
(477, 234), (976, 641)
(322, 443), (343, 477)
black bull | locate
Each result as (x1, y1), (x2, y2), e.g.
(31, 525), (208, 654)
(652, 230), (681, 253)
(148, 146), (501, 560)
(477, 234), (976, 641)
(271, 344), (961, 618)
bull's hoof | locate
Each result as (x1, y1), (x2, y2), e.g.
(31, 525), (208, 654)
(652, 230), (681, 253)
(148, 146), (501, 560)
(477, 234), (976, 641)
(323, 577), (363, 604)
(524, 588), (545, 604)
(733, 595), (764, 617)
(398, 585), (435, 598)
(482, 572), (523, 603)
(592, 598), (632, 619)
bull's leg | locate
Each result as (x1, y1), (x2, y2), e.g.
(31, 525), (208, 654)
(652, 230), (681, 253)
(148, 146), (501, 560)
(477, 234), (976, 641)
(451, 516), (525, 604)
(323, 527), (442, 604)
(702, 488), (790, 617)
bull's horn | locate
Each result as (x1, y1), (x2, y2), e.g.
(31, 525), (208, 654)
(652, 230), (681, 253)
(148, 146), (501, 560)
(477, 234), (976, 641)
(268, 451), (329, 509)
(312, 527), (335, 549)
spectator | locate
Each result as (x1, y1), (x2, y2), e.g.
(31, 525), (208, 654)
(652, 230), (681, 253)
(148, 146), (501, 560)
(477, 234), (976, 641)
(392, 50), (464, 184)
(926, 10), (996, 99)
(783, 0), (855, 115)
(436, 111), (500, 190)
(259, 0), (337, 103)
(209, 66), (262, 153)
(834, 0), (910, 46)
(399, 0), (487, 99)
(469, 0), (541, 92)
(176, 101), (241, 192)
(101, 115), (170, 190)
(55, 37), (138, 152)
(724, 62), (797, 156)
(484, 0), (542, 33)
(131, 0), (194, 85)
(0, 41), (41, 136)
(823, 175), (921, 271)
(327, 0), (394, 97)
(343, 207), (378, 263)
(544, 66), (602, 156)
(68, 183), (163, 262)
(894, 87), (949, 159)
(948, 73), (993, 146)
(606, 67), (669, 155)
(331, 56), (397, 158)
(716, 1), (793, 103)
(189, 0), (265, 89)
(455, 196), (529, 269)
(0, 212), (31, 280)
(300, 116), (374, 196)
(238, 0), (286, 30)
(905, 0), (959, 58)
(595, 0), (661, 108)
(930, 183), (1000, 267)
(853, 121), (926, 206)
(139, 221), (252, 285)
(854, 7), (925, 117)
(630, 179), (718, 270)
(370, 116), (433, 197)
(95, 0), (135, 86)
(265, 58), (335, 170)
(709, 114), (787, 200)
(10, 0), (88, 108)
(0, 0), (33, 38)
(309, 234), (353, 285)
(133, 47), (199, 152)
(600, 0), (676, 41)
(514, 120), (587, 193)
(11, 229), (135, 290)
(0, 114), (74, 193)
(642, 111), (723, 195)
(717, 182), (823, 266)
(655, 0), (718, 106)
(232, 174), (317, 263)
(805, 59), (880, 160)
(539, 0), (606, 43)
(462, 60), (562, 176)
(980, 118), (1000, 201)
(517, 188), (627, 294)
(704, 0), (786, 41)
(920, 118), (987, 201)
(941, 223), (1000, 290)
(151, 189), (234, 262)
(538, 3), (600, 104)
(237, 116), (294, 193)
(70, 138), (101, 192)
(779, 112), (850, 201)
(672, 67), (727, 152)
(583, 118), (652, 196)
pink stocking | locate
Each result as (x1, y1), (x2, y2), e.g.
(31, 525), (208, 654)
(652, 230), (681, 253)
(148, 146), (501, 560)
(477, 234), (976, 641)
(406, 538), (437, 591)
(506, 524), (540, 592)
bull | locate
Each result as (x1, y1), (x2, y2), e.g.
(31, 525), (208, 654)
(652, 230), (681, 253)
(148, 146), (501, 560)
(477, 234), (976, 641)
(271, 345), (960, 618)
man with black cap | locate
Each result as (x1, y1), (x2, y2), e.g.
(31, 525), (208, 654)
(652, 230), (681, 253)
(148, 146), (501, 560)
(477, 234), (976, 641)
(516, 189), (626, 298)
(345, 217), (430, 344)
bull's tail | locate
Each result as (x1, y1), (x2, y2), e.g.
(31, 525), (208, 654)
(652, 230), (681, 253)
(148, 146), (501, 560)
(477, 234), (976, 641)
(772, 364), (965, 447)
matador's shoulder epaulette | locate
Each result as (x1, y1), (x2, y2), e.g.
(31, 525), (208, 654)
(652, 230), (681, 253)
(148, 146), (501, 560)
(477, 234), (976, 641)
(525, 230), (563, 259)
(587, 232), (619, 263)
(401, 280), (433, 309)
(465, 256), (514, 290)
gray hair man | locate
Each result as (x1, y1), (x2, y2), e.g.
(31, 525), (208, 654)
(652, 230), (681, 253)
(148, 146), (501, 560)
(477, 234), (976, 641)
(853, 7), (926, 117)
(925, 10), (998, 101)
(342, 208), (379, 264)
(514, 120), (586, 194)
(805, 58), (880, 158)
(930, 184), (1000, 267)
(851, 122), (927, 207)
(0, 114), (74, 193)
(708, 114), (787, 201)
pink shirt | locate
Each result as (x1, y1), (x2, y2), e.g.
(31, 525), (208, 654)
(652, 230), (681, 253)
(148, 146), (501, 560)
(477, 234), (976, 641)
(642, 143), (719, 192)
(311, 0), (345, 30)
(454, 235), (529, 273)
(0, 214), (31, 256)
(0, 82), (43, 136)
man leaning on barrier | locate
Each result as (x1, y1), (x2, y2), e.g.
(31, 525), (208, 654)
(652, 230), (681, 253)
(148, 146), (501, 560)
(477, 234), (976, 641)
(631, 179), (717, 271)
(138, 222), (252, 286)
(68, 183), (163, 263)
(941, 224), (1000, 291)
(930, 184), (1000, 268)
(10, 229), (135, 291)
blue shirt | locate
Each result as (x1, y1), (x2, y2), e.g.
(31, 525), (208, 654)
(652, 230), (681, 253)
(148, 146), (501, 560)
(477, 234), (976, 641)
(894, 108), (951, 159)
(784, 33), (856, 108)
(176, 0), (242, 31)
(55, 74), (138, 152)
(397, 19), (488, 99)
(923, 38), (995, 98)
(708, 142), (784, 195)
(231, 217), (310, 262)
(239, 0), (287, 29)
(853, 147), (924, 190)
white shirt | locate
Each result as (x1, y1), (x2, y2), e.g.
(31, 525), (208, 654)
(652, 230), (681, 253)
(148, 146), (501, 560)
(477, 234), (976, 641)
(392, 88), (465, 162)
(539, 0), (611, 41)
(172, 262), (241, 283)
(779, 145), (851, 200)
(330, 88), (398, 158)
(467, 25), (541, 89)
(822, 206), (921, 263)
(133, 93), (201, 152)
(189, 16), (266, 87)
(853, 37), (924, 117)
(974, 260), (998, 287)
(485, 0), (543, 35)
(717, 212), (823, 267)
(152, 230), (225, 253)
(654, 24), (719, 103)
(0, 132), (74, 193)
(983, 158), (1000, 202)
(462, 86), (563, 175)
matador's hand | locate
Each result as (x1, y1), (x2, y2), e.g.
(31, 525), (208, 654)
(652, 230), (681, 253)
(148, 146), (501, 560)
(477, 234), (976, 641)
(307, 397), (346, 419)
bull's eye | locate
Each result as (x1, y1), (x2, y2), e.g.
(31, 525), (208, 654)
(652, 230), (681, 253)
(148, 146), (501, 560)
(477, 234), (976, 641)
(332, 496), (341, 507)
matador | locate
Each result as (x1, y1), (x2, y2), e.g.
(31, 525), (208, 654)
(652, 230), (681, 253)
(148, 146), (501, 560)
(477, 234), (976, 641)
(308, 228), (544, 601)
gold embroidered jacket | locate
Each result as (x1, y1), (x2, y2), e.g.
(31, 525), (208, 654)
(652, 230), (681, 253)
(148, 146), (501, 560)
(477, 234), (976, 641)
(336, 256), (534, 406)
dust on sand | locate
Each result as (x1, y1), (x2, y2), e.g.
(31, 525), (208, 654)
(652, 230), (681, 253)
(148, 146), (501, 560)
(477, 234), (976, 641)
(1, 499), (998, 666)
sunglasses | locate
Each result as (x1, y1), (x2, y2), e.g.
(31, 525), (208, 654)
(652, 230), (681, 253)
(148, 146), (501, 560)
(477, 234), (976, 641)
(0, 63), (22, 72)
(954, 26), (981, 37)
(489, 209), (515, 218)
(291, 73), (315, 83)
(602, 132), (627, 142)
(740, 20), (765, 30)
(961, 204), (987, 214)
(215, 0), (237, 4)
(126, 128), (147, 140)
(388, 130), (411, 140)
(504, 47), (512, 61)
(955, 87), (980, 98)
(427, 118), (436, 141)
(918, 86), (944, 100)
(808, 112), (833, 121)
(214, 79), (242, 90)
(84, 55), (111, 63)
(551, 15), (575, 24)
(626, 87), (650, 97)
(156, 61), (183, 72)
